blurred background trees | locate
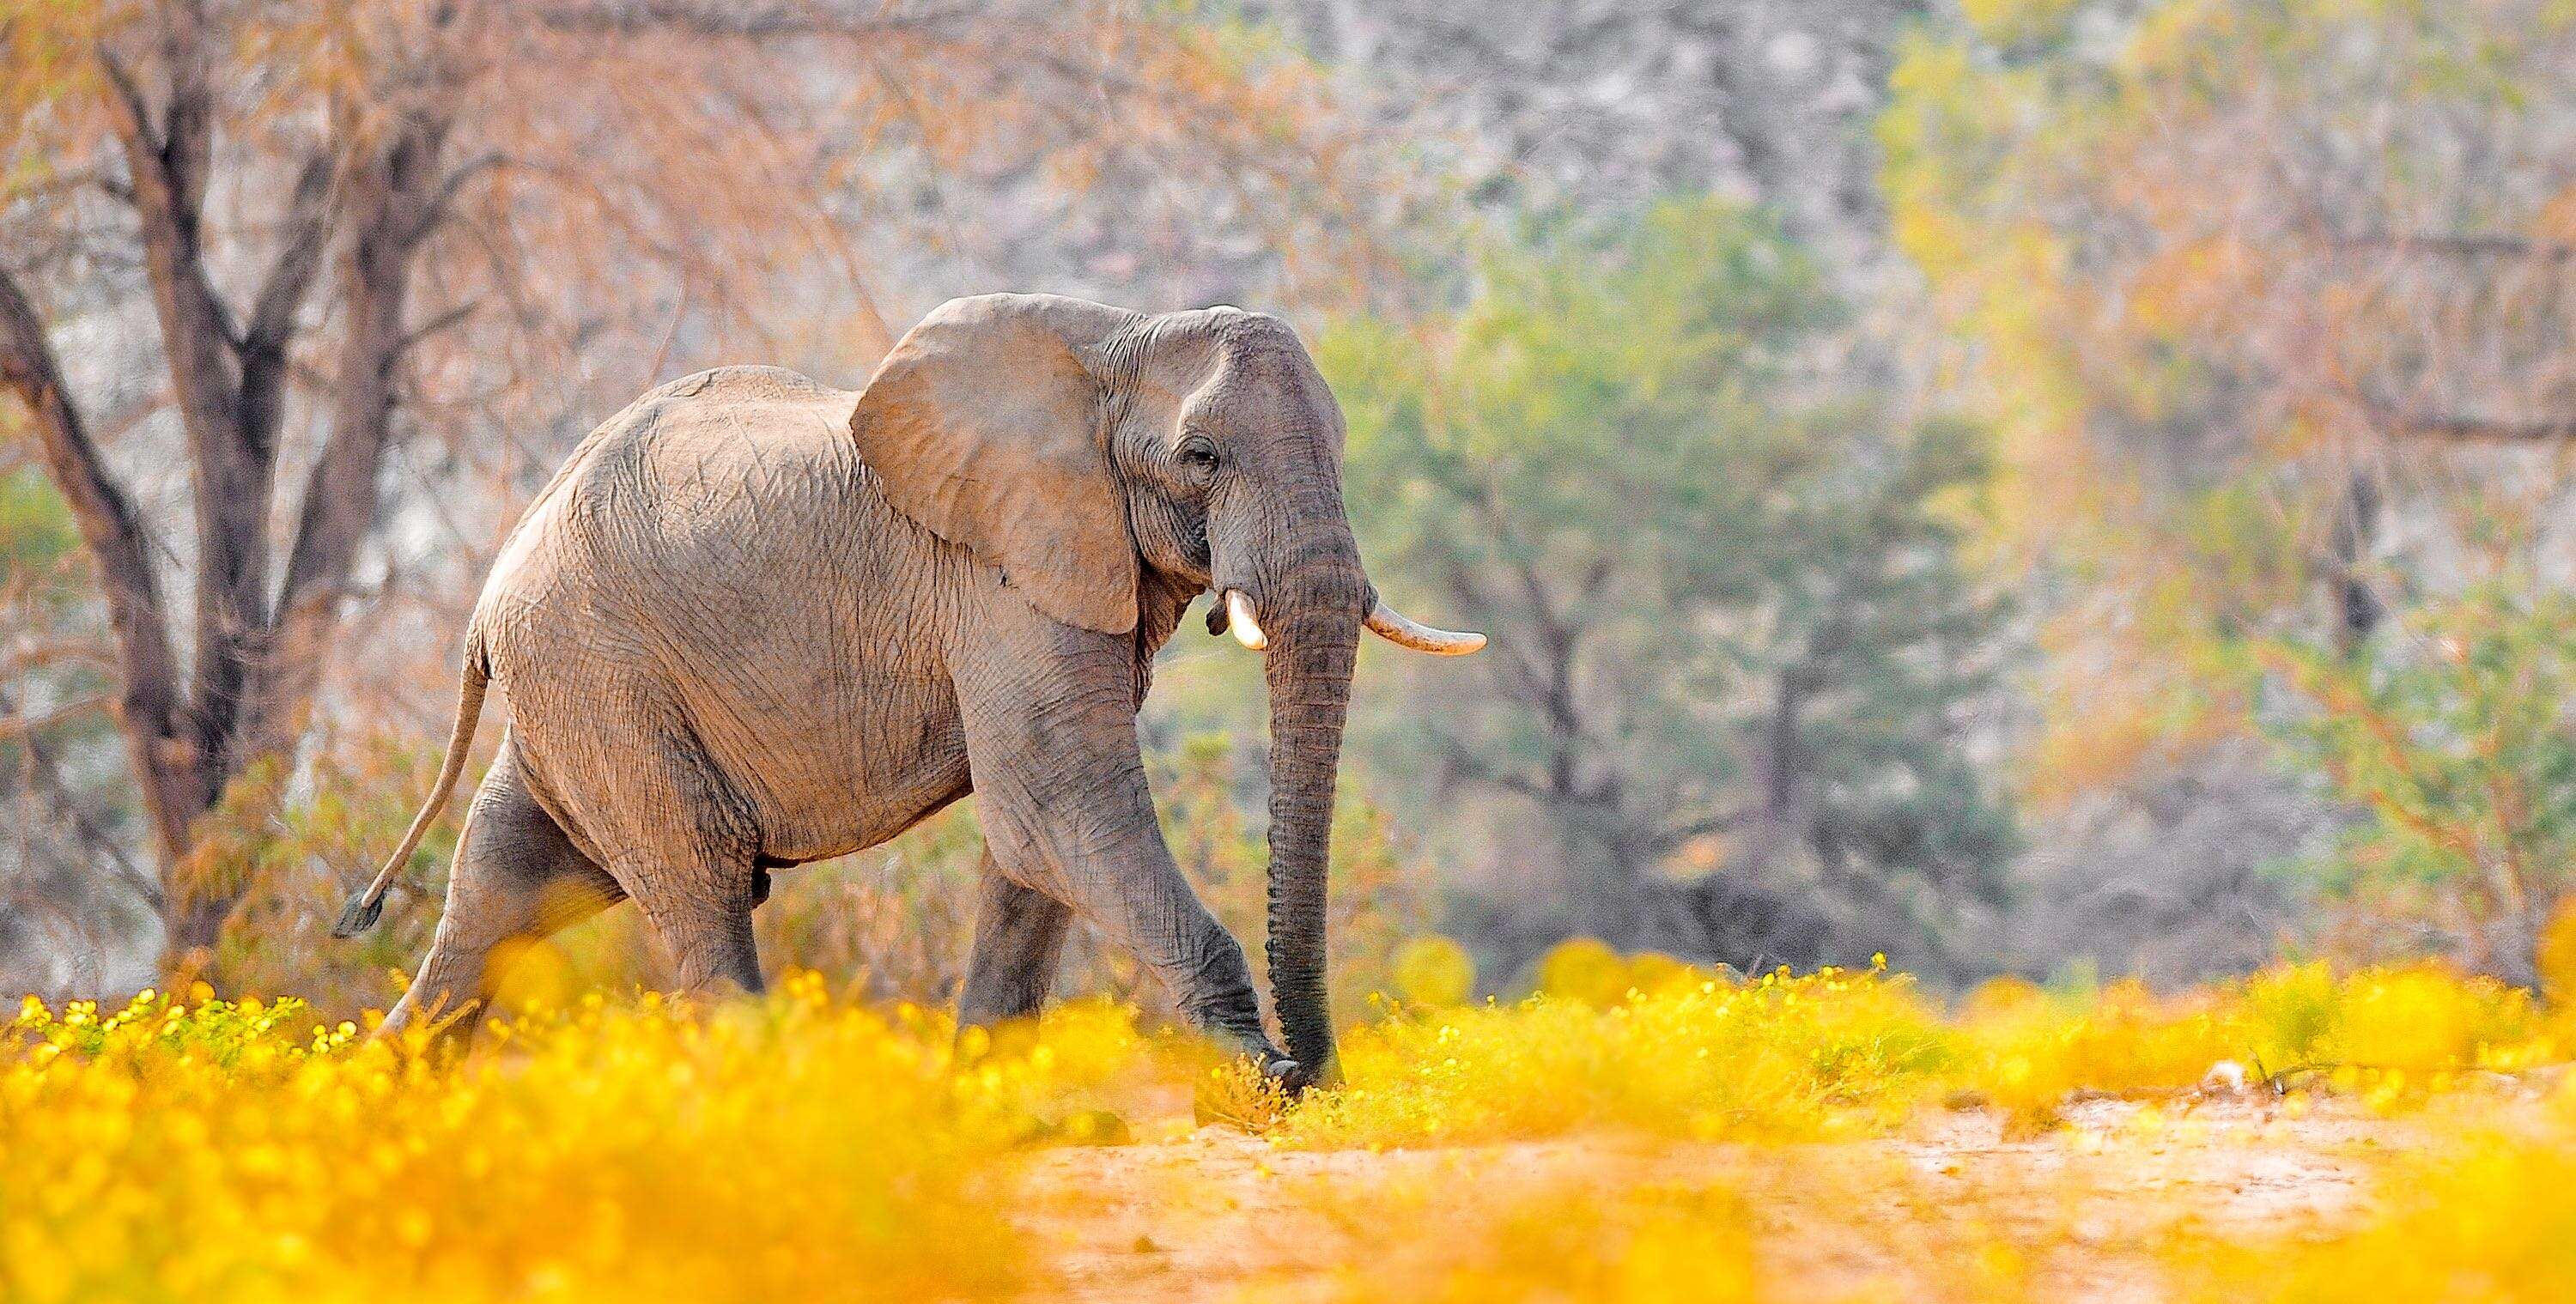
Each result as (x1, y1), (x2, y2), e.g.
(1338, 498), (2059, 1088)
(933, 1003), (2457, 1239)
(1882, 0), (2576, 986)
(2262, 585), (2576, 990)
(1323, 199), (2016, 983)
(6, 0), (2576, 1010)
(0, 0), (1365, 992)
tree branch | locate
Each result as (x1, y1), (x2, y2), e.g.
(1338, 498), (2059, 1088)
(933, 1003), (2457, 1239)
(0, 635), (117, 681)
(94, 46), (158, 155)
(2331, 230), (2576, 263)
(0, 694), (110, 742)
(396, 298), (479, 355)
(1660, 804), (1756, 847)
(97, 44), (239, 355)
(100, 22), (290, 776)
(232, 149), (341, 496)
(402, 149), (507, 249)
(0, 265), (200, 868)
(2350, 391), (2576, 443)
(240, 151), (339, 359)
(1433, 736), (1558, 805)
(152, 1), (217, 216)
(252, 112), (449, 760)
(0, 686), (161, 913)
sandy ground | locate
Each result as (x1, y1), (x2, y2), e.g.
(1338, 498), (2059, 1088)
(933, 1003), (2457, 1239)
(1011, 1095), (2424, 1302)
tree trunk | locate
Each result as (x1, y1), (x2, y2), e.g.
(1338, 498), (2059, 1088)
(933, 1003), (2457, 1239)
(0, 270), (210, 895)
(2329, 470), (2383, 654)
(1727, 662), (1812, 882)
(0, 29), (443, 980)
(167, 123), (443, 970)
(253, 118), (442, 762)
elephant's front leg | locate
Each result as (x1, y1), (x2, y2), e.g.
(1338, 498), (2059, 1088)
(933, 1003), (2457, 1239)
(954, 642), (1288, 1071)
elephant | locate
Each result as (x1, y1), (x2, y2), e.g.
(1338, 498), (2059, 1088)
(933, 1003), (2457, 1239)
(333, 293), (1482, 1085)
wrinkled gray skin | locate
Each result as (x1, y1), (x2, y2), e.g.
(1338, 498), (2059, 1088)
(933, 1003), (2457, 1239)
(345, 294), (1448, 1087)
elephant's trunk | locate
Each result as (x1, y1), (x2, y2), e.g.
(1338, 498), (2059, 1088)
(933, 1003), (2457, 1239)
(1258, 547), (1365, 1083)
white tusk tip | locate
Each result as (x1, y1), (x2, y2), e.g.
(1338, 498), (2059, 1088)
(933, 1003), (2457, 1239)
(1224, 590), (1269, 651)
(1365, 599), (1485, 655)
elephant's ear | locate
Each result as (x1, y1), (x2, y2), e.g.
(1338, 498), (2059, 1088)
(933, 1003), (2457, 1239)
(850, 294), (1146, 635)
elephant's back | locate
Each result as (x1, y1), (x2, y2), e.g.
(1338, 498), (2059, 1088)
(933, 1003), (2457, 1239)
(594, 365), (866, 547)
(483, 367), (872, 608)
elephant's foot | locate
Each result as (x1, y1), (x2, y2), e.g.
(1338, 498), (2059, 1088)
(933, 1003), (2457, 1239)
(1261, 1054), (1314, 1095)
(1190, 1045), (1314, 1130)
(373, 985), (484, 1057)
(1182, 991), (1295, 1078)
(1199, 1010), (1314, 1095)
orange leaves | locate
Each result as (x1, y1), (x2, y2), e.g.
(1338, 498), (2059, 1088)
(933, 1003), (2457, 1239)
(2124, 234), (2268, 343)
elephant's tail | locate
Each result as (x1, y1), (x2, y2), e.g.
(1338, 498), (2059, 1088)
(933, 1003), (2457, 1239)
(333, 639), (492, 938)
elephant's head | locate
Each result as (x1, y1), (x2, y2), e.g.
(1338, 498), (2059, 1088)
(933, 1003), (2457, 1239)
(849, 293), (1479, 1079)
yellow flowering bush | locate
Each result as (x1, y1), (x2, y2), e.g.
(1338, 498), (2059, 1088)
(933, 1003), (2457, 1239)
(0, 975), (1148, 1304)
(1282, 959), (1956, 1148)
(7, 944), (2573, 1302)
(1955, 961), (2565, 1126)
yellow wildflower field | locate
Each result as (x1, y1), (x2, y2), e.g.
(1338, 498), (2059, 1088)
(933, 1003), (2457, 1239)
(5, 952), (2572, 1302)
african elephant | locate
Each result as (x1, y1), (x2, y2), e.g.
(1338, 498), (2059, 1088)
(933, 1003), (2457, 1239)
(334, 293), (1481, 1084)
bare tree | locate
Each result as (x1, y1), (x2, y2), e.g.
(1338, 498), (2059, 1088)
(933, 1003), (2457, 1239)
(0, 0), (1364, 977)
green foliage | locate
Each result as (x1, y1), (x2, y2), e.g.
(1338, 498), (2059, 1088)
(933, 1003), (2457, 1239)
(1882, 0), (2576, 982)
(0, 467), (80, 583)
(2259, 585), (2576, 986)
(1321, 197), (2019, 964)
(0, 466), (110, 702)
(1766, 415), (2024, 909)
(1956, 0), (2085, 50)
(201, 738), (465, 1010)
(0, 466), (141, 988)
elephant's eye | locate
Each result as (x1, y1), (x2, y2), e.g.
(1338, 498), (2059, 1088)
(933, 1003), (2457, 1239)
(1177, 439), (1220, 475)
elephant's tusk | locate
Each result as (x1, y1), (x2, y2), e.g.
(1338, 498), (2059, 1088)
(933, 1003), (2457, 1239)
(1224, 589), (1269, 651)
(1365, 598), (1485, 655)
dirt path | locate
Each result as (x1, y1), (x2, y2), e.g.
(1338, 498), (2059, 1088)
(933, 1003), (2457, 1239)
(1012, 1097), (2421, 1301)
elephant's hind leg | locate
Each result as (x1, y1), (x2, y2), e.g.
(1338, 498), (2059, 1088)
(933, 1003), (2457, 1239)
(381, 741), (624, 1040)
(625, 861), (765, 997)
(958, 851), (1073, 1027)
(525, 704), (768, 1000)
(595, 737), (767, 997)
